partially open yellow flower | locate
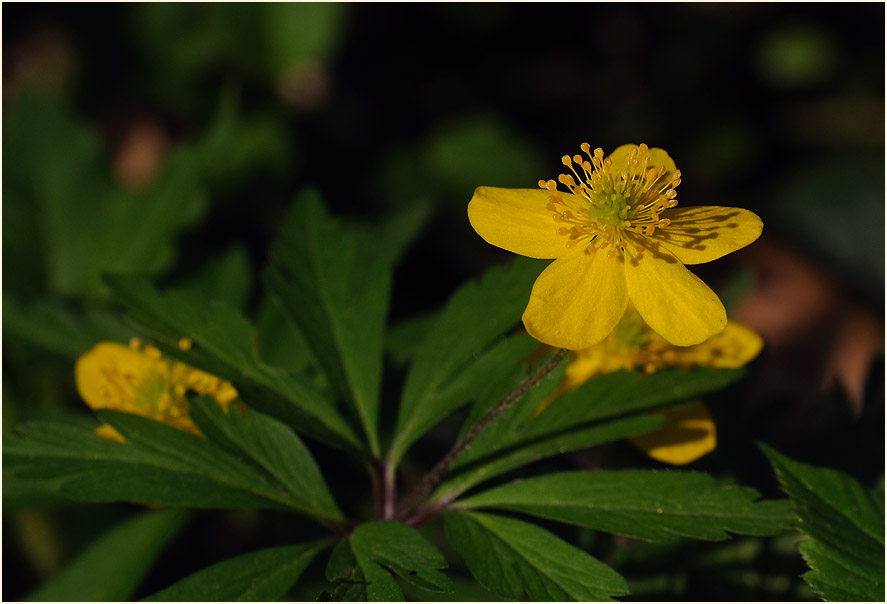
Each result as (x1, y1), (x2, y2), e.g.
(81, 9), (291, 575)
(75, 339), (238, 442)
(468, 143), (763, 349)
(539, 305), (763, 464)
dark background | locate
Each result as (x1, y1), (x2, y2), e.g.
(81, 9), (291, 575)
(4, 3), (884, 601)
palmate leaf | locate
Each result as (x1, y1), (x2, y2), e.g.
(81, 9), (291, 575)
(144, 540), (331, 601)
(444, 511), (629, 602)
(325, 521), (453, 601)
(458, 471), (792, 541)
(27, 509), (188, 602)
(105, 275), (363, 455)
(763, 444), (885, 601)
(389, 257), (546, 465)
(265, 191), (428, 457)
(4, 409), (342, 524)
(434, 367), (743, 501)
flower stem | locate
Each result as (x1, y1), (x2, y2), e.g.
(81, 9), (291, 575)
(394, 348), (568, 521)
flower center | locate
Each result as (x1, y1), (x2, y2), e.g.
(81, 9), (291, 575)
(538, 143), (682, 258)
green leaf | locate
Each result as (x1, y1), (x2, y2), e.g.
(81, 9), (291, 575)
(173, 246), (253, 312)
(189, 396), (344, 521)
(389, 258), (546, 465)
(435, 367), (744, 501)
(265, 191), (401, 457)
(3, 90), (216, 299)
(3, 295), (131, 361)
(459, 471), (792, 541)
(4, 413), (334, 520)
(144, 540), (331, 601)
(325, 521), (453, 601)
(27, 509), (188, 602)
(105, 275), (363, 455)
(444, 511), (629, 601)
(762, 444), (885, 601)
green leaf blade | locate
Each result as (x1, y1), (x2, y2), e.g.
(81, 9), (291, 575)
(144, 540), (331, 602)
(266, 191), (396, 457)
(444, 511), (628, 601)
(325, 521), (454, 601)
(4, 415), (316, 514)
(104, 275), (363, 455)
(27, 509), (188, 602)
(459, 470), (792, 542)
(435, 367), (745, 501)
(390, 257), (546, 465)
(763, 444), (885, 601)
(189, 396), (345, 523)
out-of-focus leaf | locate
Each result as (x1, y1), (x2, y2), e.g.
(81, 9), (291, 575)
(3, 90), (214, 299)
(263, 3), (348, 72)
(265, 192), (428, 457)
(775, 155), (884, 293)
(434, 367), (743, 501)
(763, 444), (885, 601)
(4, 412), (337, 522)
(444, 511), (629, 601)
(26, 509), (188, 602)
(325, 521), (453, 601)
(385, 310), (437, 367)
(389, 258), (546, 465)
(3, 295), (130, 361)
(459, 471), (792, 541)
(105, 275), (362, 454)
(144, 540), (331, 602)
(173, 246), (252, 312)
(189, 396), (344, 522)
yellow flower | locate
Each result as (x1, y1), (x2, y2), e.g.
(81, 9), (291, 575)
(468, 143), (763, 349)
(75, 339), (238, 442)
(540, 305), (763, 464)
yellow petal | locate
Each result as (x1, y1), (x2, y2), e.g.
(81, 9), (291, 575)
(652, 206), (763, 265)
(624, 238), (727, 346)
(467, 186), (574, 259)
(607, 144), (677, 173)
(75, 342), (146, 411)
(629, 401), (716, 465)
(522, 249), (628, 350)
(674, 321), (764, 368)
(94, 424), (127, 443)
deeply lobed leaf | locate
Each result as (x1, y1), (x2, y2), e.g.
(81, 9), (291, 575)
(763, 444), (885, 601)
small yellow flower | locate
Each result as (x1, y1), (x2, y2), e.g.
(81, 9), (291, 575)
(468, 143), (763, 349)
(75, 339), (238, 442)
(540, 305), (763, 464)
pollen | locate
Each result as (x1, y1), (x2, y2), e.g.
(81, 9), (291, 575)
(538, 143), (682, 258)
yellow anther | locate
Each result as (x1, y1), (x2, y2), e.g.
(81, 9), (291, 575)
(580, 142), (591, 155)
(639, 142), (648, 154)
(549, 192), (563, 204)
(603, 157), (612, 170)
(546, 202), (557, 211)
(557, 227), (569, 236)
(573, 154), (583, 165)
(565, 240), (577, 249)
(537, 179), (548, 189)
(562, 155), (572, 166)
(665, 189), (677, 199)
(558, 174), (576, 187)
